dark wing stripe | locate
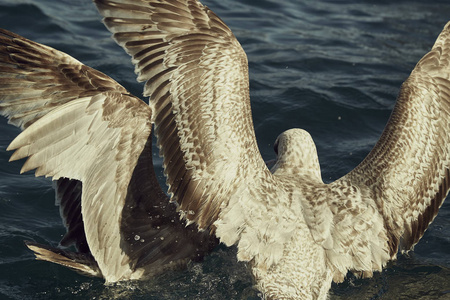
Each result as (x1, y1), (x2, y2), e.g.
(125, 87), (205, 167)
(154, 98), (172, 123)
(134, 42), (170, 60)
(148, 68), (175, 90)
(402, 167), (449, 249)
(145, 80), (172, 100)
(0, 28), (126, 129)
(152, 2), (191, 16)
(166, 150), (186, 190)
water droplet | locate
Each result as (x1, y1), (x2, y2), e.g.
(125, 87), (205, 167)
(134, 235), (140, 241)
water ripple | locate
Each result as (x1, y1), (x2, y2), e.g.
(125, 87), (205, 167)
(0, 0), (449, 299)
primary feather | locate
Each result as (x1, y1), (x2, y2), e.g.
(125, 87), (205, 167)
(0, 1), (449, 299)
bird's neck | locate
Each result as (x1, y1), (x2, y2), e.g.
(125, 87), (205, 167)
(271, 159), (323, 183)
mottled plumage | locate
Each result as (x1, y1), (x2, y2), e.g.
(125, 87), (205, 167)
(0, 0), (449, 299)
(0, 28), (217, 282)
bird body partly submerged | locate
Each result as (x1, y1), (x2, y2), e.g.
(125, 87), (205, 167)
(0, 0), (449, 299)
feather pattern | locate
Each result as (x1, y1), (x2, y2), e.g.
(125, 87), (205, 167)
(94, 1), (450, 298)
(0, 29), (126, 129)
(0, 28), (217, 282)
(340, 22), (450, 255)
(1, 0), (449, 298)
(7, 92), (153, 281)
(94, 0), (270, 233)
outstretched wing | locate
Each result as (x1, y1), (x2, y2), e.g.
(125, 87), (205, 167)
(338, 21), (450, 256)
(0, 28), (217, 281)
(94, 0), (272, 239)
(119, 133), (218, 273)
(0, 30), (127, 129)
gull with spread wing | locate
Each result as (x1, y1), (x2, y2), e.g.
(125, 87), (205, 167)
(0, 0), (449, 299)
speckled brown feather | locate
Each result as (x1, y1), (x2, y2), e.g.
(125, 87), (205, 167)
(120, 134), (218, 274)
(94, 1), (450, 298)
(0, 29), (126, 129)
(94, 0), (269, 231)
(341, 22), (450, 255)
(0, 28), (217, 282)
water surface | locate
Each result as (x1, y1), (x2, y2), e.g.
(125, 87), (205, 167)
(0, 0), (449, 299)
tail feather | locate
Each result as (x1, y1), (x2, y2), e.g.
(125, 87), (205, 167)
(25, 241), (102, 278)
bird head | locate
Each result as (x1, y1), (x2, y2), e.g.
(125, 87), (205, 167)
(271, 128), (322, 182)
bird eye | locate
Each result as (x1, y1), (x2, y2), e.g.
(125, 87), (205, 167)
(273, 140), (279, 155)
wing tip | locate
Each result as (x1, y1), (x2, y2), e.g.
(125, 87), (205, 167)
(24, 240), (102, 278)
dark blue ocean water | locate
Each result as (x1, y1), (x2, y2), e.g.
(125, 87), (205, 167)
(0, 0), (450, 299)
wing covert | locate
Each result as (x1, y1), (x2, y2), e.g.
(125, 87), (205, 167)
(0, 28), (150, 280)
(1, 27), (220, 281)
(339, 21), (450, 255)
(0, 29), (126, 129)
(94, 0), (270, 231)
(7, 92), (153, 281)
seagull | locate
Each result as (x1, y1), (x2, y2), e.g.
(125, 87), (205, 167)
(0, 0), (449, 299)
